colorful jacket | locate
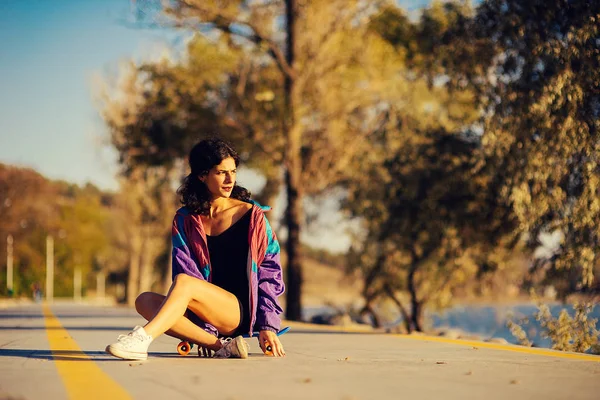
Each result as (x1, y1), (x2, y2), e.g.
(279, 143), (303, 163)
(171, 201), (285, 337)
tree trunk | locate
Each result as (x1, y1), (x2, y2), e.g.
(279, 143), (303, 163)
(410, 300), (424, 332)
(284, 0), (303, 321)
(285, 125), (304, 320)
(407, 263), (423, 331)
(138, 230), (155, 294)
(127, 235), (141, 306)
(385, 284), (413, 333)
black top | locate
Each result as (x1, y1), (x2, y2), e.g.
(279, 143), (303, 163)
(206, 209), (252, 332)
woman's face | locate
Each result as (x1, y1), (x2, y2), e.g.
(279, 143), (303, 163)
(200, 157), (237, 199)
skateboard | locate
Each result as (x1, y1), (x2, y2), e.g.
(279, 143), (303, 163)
(176, 326), (290, 356)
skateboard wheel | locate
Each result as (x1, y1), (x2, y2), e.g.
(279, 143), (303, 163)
(177, 341), (191, 356)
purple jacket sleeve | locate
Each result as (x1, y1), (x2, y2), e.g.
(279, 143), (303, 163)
(171, 215), (219, 337)
(255, 215), (285, 332)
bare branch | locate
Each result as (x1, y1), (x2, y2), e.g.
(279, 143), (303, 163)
(175, 1), (296, 79)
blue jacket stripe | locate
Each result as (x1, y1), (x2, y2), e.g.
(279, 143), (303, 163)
(263, 215), (280, 255)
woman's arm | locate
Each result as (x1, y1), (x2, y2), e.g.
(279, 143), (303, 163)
(255, 214), (285, 333)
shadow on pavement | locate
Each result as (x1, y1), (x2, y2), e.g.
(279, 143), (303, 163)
(0, 348), (257, 361)
(0, 349), (122, 361)
(0, 314), (138, 319)
(0, 326), (134, 331)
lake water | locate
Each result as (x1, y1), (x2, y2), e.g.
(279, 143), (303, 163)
(304, 303), (600, 350)
(428, 303), (600, 348)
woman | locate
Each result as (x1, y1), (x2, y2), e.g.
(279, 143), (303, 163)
(106, 138), (286, 360)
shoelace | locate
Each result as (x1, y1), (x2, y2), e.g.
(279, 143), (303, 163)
(198, 338), (229, 358)
(117, 331), (145, 347)
(117, 334), (134, 341)
(216, 338), (233, 357)
(212, 337), (241, 358)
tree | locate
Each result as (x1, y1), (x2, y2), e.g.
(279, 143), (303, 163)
(104, 0), (393, 319)
(343, 123), (518, 331)
(0, 164), (114, 298)
(507, 295), (600, 354)
(342, 1), (524, 332)
(348, 0), (599, 332)
(114, 167), (175, 305)
(0, 165), (57, 296)
(435, 0), (600, 297)
(55, 183), (112, 296)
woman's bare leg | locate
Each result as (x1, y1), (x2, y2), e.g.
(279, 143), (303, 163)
(138, 274), (241, 350)
(135, 292), (223, 348)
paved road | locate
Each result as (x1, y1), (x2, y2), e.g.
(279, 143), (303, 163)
(0, 302), (599, 400)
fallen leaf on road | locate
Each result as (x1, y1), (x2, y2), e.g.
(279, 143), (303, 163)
(303, 378), (312, 383)
(510, 379), (519, 385)
(128, 363), (143, 367)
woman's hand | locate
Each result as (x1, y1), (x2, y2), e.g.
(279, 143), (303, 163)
(259, 330), (286, 357)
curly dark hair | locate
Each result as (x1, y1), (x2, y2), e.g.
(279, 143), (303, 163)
(177, 137), (251, 215)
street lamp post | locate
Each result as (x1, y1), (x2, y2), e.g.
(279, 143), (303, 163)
(46, 235), (54, 302)
(6, 235), (13, 295)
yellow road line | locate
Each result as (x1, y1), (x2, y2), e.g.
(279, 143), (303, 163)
(394, 333), (600, 362)
(43, 303), (132, 399)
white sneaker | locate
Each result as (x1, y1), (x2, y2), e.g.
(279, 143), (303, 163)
(213, 335), (249, 359)
(105, 326), (153, 360)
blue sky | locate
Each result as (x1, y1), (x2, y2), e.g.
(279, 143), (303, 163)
(0, 0), (178, 191)
(0, 0), (434, 192)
